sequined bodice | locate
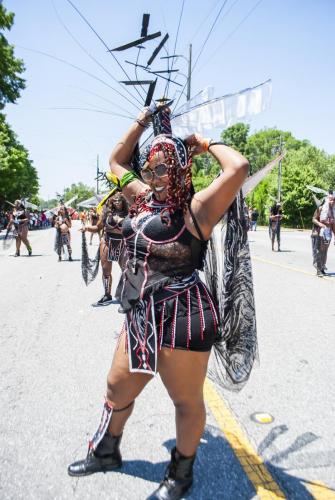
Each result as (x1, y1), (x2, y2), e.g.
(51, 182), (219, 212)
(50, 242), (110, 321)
(116, 203), (207, 311)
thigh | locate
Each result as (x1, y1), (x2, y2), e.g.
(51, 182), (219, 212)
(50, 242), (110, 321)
(107, 331), (153, 407)
(100, 239), (112, 274)
(158, 348), (210, 403)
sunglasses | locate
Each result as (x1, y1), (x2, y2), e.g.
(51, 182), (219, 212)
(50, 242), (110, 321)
(141, 163), (168, 182)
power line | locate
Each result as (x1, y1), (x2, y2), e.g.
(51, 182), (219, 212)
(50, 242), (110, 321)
(65, 0), (145, 106)
(68, 86), (134, 117)
(165, 0), (186, 98)
(196, 0), (264, 74)
(17, 46), (141, 112)
(46, 106), (133, 120)
(172, 0), (229, 113)
(52, 0), (142, 111)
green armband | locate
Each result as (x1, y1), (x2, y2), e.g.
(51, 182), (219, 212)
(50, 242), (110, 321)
(119, 171), (139, 189)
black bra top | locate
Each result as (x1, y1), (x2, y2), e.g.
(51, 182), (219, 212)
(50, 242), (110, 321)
(116, 203), (208, 311)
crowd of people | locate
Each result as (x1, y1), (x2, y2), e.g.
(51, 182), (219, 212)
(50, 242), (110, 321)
(0, 208), (52, 232)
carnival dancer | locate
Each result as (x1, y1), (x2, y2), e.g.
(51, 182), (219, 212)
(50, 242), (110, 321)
(54, 206), (73, 262)
(320, 192), (335, 240)
(82, 193), (128, 306)
(311, 202), (327, 276)
(312, 192), (335, 276)
(89, 208), (100, 245)
(6, 200), (32, 256)
(68, 105), (250, 500)
(269, 202), (283, 251)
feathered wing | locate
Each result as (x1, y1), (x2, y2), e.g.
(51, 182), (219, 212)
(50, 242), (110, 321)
(172, 79), (272, 137)
(242, 153), (285, 197)
(81, 232), (100, 285)
(205, 193), (258, 391)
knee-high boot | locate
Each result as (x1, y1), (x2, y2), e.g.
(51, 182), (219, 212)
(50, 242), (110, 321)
(68, 400), (133, 477)
(148, 447), (196, 500)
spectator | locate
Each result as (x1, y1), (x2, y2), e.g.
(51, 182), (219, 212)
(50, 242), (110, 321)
(269, 202), (283, 251)
(250, 208), (259, 231)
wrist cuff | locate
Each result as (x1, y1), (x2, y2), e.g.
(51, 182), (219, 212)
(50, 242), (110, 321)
(208, 140), (227, 150)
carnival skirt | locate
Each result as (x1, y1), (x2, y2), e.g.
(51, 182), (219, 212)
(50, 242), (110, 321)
(124, 273), (219, 374)
(105, 233), (124, 262)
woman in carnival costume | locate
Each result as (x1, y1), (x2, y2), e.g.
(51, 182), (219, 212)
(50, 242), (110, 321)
(312, 191), (335, 276)
(68, 105), (257, 500)
(54, 206), (73, 262)
(81, 192), (128, 306)
(88, 207), (100, 245)
(7, 199), (32, 257)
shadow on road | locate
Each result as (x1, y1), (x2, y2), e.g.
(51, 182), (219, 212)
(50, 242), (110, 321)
(9, 254), (46, 257)
(58, 258), (82, 262)
(111, 424), (323, 498)
(257, 424), (335, 499)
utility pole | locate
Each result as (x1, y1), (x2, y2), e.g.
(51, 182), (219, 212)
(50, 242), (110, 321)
(96, 154), (99, 195)
(277, 135), (283, 202)
(187, 44), (192, 101)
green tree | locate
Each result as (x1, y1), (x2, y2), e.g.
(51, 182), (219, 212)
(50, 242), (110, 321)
(0, 3), (25, 109)
(192, 154), (220, 191)
(280, 147), (329, 227)
(220, 123), (250, 155)
(0, 114), (39, 204)
(63, 182), (95, 206)
(245, 128), (308, 175)
(220, 123), (334, 227)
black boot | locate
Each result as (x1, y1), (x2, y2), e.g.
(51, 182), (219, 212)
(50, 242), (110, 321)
(148, 447), (195, 500)
(68, 432), (122, 477)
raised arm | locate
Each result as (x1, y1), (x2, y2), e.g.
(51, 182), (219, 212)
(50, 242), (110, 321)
(312, 208), (325, 228)
(188, 137), (249, 240)
(81, 216), (103, 234)
(109, 110), (151, 204)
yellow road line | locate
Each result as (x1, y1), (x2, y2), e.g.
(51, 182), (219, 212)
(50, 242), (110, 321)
(252, 256), (334, 282)
(204, 380), (335, 499)
(204, 378), (286, 499)
(306, 480), (335, 499)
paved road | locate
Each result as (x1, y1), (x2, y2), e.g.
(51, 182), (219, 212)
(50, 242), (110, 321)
(0, 224), (334, 499)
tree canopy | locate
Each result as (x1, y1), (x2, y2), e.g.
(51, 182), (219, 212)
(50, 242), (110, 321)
(0, 3), (25, 109)
(0, 2), (37, 207)
(0, 114), (39, 205)
(63, 182), (95, 206)
(192, 123), (335, 228)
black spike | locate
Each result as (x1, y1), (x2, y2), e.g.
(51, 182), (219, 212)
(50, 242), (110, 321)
(149, 69), (179, 74)
(125, 60), (148, 70)
(149, 73), (182, 86)
(141, 14), (150, 37)
(120, 80), (155, 85)
(111, 32), (161, 52)
(147, 34), (169, 66)
(144, 79), (157, 106)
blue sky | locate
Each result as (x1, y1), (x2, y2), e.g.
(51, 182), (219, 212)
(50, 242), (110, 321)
(4, 0), (335, 199)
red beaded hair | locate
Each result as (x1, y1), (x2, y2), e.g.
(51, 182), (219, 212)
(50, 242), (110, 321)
(129, 136), (193, 222)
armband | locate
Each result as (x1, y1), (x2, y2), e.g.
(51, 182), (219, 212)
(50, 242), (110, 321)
(119, 171), (139, 189)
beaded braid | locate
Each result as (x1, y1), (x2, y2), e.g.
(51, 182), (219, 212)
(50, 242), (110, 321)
(129, 136), (193, 223)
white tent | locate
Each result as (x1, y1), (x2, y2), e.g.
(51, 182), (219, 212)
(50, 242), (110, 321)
(77, 194), (105, 208)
